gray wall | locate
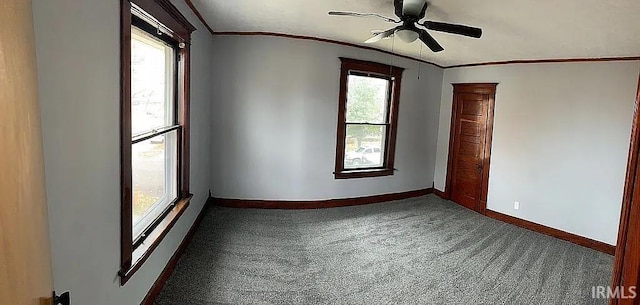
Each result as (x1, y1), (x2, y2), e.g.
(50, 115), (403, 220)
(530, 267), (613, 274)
(210, 35), (444, 200)
(30, 0), (640, 301)
(32, 0), (213, 304)
(434, 61), (640, 245)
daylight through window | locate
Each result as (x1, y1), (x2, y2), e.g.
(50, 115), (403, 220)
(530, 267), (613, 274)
(335, 58), (404, 179)
(130, 26), (179, 240)
(120, 0), (195, 285)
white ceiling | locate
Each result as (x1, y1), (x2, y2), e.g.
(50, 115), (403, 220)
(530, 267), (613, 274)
(191, 0), (640, 67)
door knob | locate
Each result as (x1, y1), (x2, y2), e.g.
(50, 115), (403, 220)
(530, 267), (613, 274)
(53, 291), (70, 305)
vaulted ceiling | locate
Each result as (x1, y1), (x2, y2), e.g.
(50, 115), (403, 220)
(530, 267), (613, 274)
(190, 0), (640, 67)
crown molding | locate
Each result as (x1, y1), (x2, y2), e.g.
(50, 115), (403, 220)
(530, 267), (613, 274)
(446, 56), (640, 69)
(213, 31), (444, 68)
(183, 0), (640, 69)
(183, 0), (214, 36)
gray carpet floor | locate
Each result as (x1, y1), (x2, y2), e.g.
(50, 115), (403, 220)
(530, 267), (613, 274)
(155, 195), (613, 305)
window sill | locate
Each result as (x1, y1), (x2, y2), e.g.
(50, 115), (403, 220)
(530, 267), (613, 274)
(120, 194), (192, 285)
(334, 168), (395, 179)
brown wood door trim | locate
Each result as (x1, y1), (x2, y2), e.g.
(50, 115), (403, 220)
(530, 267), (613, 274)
(610, 73), (640, 305)
(444, 83), (497, 214)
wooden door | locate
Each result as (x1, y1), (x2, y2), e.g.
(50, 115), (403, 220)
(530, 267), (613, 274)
(0, 0), (55, 304)
(611, 74), (640, 305)
(445, 84), (497, 213)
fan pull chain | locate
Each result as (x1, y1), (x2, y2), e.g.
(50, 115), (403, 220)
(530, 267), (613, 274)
(390, 34), (396, 77)
(418, 43), (423, 80)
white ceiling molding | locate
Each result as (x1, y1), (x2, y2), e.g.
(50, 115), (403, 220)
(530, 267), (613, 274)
(188, 0), (640, 67)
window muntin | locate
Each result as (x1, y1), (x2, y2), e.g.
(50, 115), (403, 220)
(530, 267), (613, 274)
(334, 58), (403, 179)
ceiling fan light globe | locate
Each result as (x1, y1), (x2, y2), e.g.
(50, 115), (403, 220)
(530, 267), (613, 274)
(396, 29), (419, 43)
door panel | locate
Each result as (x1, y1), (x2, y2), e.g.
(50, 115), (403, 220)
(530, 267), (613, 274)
(0, 1), (54, 304)
(460, 120), (481, 137)
(458, 141), (481, 157)
(460, 97), (484, 115)
(446, 84), (497, 213)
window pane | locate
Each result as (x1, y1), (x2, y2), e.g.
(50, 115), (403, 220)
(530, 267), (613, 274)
(132, 131), (178, 240)
(131, 26), (175, 136)
(345, 75), (390, 124)
(344, 124), (386, 169)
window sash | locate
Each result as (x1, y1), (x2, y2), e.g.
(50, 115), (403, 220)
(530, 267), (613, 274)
(129, 17), (181, 242)
(343, 123), (389, 170)
(130, 12), (182, 235)
(345, 73), (392, 125)
(131, 18), (179, 138)
(120, 0), (194, 285)
(343, 72), (393, 169)
(131, 130), (179, 243)
(334, 58), (404, 179)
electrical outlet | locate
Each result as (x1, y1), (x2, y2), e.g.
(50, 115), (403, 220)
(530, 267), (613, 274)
(514, 201), (520, 210)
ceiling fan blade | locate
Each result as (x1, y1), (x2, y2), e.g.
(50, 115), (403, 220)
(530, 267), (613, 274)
(422, 21), (482, 38)
(372, 30), (395, 39)
(418, 29), (444, 52)
(328, 11), (399, 23)
(365, 27), (400, 44)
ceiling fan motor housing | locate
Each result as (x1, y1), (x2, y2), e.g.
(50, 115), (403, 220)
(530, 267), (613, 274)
(329, 0), (482, 52)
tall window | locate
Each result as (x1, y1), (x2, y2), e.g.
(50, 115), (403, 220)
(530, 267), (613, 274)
(130, 21), (179, 241)
(334, 58), (404, 179)
(120, 0), (195, 284)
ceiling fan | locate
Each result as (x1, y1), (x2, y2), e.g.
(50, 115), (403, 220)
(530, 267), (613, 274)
(328, 0), (482, 52)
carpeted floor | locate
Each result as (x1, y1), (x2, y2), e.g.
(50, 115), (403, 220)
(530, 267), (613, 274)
(155, 195), (613, 305)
